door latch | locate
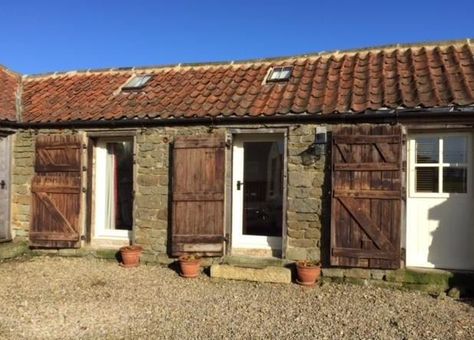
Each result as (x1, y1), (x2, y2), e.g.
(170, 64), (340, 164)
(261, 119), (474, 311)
(0, 180), (5, 190)
(236, 180), (243, 190)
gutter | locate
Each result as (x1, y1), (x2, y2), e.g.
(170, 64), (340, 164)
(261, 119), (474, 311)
(1, 107), (474, 129)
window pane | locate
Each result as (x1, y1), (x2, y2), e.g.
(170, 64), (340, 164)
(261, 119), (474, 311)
(443, 167), (467, 193)
(443, 136), (467, 164)
(416, 137), (439, 163)
(269, 69), (281, 80)
(416, 167), (439, 192)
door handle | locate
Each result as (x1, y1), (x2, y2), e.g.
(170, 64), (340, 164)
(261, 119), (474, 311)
(237, 180), (243, 191)
(0, 180), (5, 190)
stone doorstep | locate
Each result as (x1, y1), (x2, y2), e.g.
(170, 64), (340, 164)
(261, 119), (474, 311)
(222, 255), (293, 269)
(210, 264), (292, 284)
(322, 266), (474, 296)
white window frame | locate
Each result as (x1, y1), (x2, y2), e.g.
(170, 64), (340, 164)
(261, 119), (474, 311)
(94, 138), (133, 240)
(408, 133), (472, 199)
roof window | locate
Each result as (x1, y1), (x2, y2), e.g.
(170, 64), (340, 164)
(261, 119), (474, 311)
(266, 66), (293, 83)
(122, 75), (152, 90)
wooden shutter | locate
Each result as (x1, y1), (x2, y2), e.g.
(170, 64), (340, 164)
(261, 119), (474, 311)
(331, 124), (404, 269)
(171, 136), (226, 256)
(30, 135), (83, 248)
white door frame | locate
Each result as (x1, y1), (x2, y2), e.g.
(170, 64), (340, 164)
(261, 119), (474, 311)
(93, 137), (133, 240)
(0, 134), (11, 241)
(231, 133), (284, 250)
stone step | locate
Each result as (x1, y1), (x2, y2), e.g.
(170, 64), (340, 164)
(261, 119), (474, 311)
(210, 264), (292, 284)
(222, 255), (293, 269)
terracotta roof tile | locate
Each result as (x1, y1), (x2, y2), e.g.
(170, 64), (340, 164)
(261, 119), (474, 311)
(13, 41), (474, 123)
(0, 67), (20, 121)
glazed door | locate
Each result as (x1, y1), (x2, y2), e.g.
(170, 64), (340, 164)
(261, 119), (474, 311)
(232, 134), (284, 250)
(0, 135), (11, 241)
(407, 133), (474, 270)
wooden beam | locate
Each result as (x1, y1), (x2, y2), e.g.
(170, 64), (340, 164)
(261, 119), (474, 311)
(333, 189), (401, 199)
(332, 247), (397, 260)
(29, 232), (80, 241)
(375, 143), (397, 163)
(35, 192), (77, 235)
(334, 163), (399, 171)
(173, 192), (224, 201)
(173, 235), (226, 243)
(338, 196), (394, 251)
(333, 135), (400, 144)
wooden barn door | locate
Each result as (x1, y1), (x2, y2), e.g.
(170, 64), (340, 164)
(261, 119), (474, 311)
(331, 125), (404, 269)
(30, 135), (83, 248)
(171, 136), (226, 256)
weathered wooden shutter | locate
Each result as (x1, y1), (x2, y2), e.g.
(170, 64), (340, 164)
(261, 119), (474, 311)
(171, 136), (226, 256)
(331, 124), (404, 269)
(30, 135), (83, 248)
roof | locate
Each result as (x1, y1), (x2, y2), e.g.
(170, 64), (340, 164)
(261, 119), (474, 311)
(7, 40), (474, 123)
(0, 66), (20, 121)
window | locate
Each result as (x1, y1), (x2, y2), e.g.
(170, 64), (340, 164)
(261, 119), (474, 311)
(266, 66), (293, 82)
(94, 138), (134, 239)
(122, 75), (152, 90)
(412, 135), (469, 195)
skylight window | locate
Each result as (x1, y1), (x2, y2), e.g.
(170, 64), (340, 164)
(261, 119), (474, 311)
(122, 75), (152, 90)
(266, 66), (293, 83)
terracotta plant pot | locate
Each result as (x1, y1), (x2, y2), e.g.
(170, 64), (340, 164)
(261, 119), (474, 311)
(296, 261), (321, 286)
(178, 255), (201, 278)
(119, 245), (143, 268)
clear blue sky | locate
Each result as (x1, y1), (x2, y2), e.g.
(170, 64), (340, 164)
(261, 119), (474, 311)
(1, 0), (473, 74)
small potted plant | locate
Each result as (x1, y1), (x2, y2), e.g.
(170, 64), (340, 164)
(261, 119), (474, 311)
(295, 260), (321, 286)
(178, 254), (201, 278)
(119, 245), (143, 268)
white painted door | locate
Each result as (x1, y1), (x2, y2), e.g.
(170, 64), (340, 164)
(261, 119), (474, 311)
(407, 133), (474, 270)
(0, 135), (11, 241)
(232, 134), (284, 250)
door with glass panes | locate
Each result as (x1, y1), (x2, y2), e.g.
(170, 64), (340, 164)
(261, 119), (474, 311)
(407, 133), (474, 270)
(232, 134), (284, 251)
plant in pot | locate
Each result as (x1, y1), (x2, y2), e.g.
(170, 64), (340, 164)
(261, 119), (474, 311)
(295, 260), (321, 286)
(119, 245), (143, 268)
(178, 254), (201, 278)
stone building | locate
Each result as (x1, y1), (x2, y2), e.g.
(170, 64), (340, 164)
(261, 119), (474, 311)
(1, 40), (474, 277)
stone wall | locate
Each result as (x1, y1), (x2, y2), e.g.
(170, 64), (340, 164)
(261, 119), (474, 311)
(285, 124), (328, 262)
(134, 126), (226, 260)
(9, 124), (329, 263)
(11, 130), (35, 239)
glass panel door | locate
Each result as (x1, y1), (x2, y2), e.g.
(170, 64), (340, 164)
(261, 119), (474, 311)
(94, 138), (134, 239)
(242, 141), (283, 237)
(232, 134), (284, 250)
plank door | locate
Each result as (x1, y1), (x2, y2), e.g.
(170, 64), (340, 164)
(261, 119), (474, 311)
(30, 135), (83, 248)
(331, 124), (404, 269)
(0, 135), (11, 241)
(171, 136), (226, 256)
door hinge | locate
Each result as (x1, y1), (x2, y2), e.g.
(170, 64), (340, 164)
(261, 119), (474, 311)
(223, 233), (230, 243)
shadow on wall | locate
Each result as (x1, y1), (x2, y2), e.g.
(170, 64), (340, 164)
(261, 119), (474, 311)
(320, 132), (332, 267)
(427, 198), (474, 271)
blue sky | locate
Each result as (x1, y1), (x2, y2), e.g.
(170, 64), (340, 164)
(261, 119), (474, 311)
(1, 0), (473, 74)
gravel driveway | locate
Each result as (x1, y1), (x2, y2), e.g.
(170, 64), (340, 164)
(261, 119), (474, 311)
(0, 256), (472, 339)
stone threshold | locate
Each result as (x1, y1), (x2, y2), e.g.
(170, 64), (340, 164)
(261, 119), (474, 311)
(322, 267), (474, 297)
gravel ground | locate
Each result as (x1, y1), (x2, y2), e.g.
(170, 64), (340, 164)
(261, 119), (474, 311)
(0, 257), (472, 340)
